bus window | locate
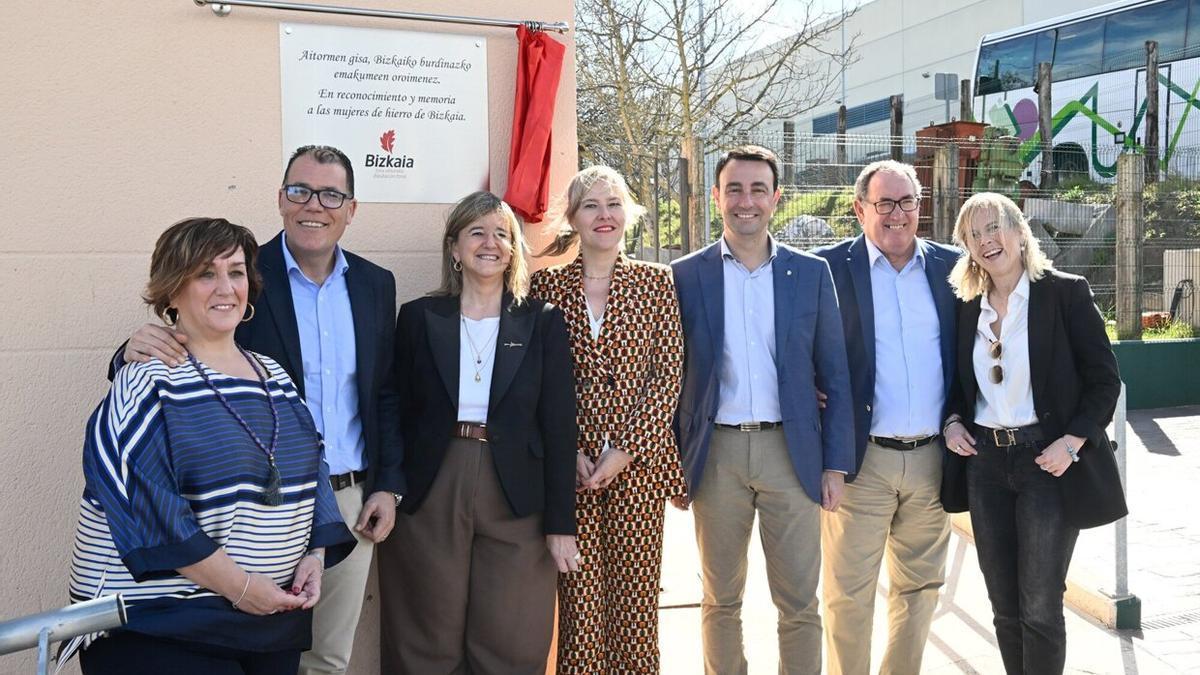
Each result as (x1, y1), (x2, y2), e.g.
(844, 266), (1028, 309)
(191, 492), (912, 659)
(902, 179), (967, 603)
(1054, 17), (1105, 81)
(1103, 0), (1186, 71)
(1187, 0), (1200, 58)
(1033, 30), (1055, 70)
(978, 34), (1037, 95)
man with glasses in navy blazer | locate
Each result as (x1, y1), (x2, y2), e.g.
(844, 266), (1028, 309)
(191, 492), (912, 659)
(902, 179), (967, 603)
(671, 145), (855, 675)
(813, 160), (959, 675)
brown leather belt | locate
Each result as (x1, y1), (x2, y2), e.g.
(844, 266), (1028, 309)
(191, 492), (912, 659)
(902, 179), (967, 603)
(454, 421), (489, 442)
(329, 469), (368, 491)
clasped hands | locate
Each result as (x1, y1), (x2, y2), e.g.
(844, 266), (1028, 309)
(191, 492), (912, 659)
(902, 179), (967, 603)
(943, 420), (1083, 477)
(576, 447), (632, 492)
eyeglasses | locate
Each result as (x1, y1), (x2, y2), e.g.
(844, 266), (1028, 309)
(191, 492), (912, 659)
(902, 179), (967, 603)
(867, 197), (918, 215)
(283, 184), (352, 209)
(988, 339), (1003, 384)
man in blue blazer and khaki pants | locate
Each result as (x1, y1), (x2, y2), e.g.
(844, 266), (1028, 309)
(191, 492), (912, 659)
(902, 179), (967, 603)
(813, 160), (959, 675)
(672, 145), (855, 675)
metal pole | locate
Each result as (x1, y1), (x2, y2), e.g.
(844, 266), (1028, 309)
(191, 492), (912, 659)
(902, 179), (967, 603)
(0, 595), (126, 657)
(36, 627), (50, 675)
(1114, 382), (1129, 597)
(193, 0), (571, 32)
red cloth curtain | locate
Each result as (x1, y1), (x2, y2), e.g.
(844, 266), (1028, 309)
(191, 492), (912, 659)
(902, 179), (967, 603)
(503, 25), (566, 224)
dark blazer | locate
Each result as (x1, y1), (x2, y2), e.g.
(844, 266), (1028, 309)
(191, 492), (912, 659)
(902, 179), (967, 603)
(392, 294), (578, 535)
(813, 235), (960, 478)
(941, 269), (1128, 529)
(671, 241), (855, 505)
(109, 232), (406, 498)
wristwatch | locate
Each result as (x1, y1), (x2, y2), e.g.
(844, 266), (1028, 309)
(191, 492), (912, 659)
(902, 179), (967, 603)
(391, 492), (403, 506)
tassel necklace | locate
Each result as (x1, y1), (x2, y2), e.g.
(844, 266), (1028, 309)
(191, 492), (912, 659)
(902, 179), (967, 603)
(187, 348), (283, 506)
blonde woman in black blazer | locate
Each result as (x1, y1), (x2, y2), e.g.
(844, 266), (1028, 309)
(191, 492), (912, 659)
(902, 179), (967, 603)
(377, 192), (579, 674)
(941, 192), (1126, 675)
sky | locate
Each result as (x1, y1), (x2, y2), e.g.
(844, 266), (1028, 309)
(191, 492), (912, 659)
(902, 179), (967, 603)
(723, 0), (864, 53)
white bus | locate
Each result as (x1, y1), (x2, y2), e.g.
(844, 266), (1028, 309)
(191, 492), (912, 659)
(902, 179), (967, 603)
(974, 0), (1200, 183)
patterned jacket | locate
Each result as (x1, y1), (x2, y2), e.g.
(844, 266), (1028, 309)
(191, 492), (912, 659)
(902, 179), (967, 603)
(531, 255), (687, 502)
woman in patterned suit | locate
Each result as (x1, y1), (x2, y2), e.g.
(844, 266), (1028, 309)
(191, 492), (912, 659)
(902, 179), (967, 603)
(531, 166), (686, 673)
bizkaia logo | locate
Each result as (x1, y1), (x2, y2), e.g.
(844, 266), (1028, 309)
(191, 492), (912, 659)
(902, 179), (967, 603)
(367, 129), (414, 168)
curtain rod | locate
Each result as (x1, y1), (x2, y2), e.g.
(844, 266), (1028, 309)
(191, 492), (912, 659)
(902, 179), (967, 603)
(193, 0), (570, 33)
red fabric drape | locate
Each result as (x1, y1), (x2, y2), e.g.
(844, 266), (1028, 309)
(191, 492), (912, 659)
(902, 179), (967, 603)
(503, 25), (566, 224)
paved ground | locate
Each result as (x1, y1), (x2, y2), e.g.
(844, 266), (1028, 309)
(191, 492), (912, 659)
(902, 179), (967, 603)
(657, 405), (1200, 674)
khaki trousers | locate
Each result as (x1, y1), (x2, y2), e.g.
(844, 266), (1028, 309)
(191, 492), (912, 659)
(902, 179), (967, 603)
(378, 438), (557, 675)
(692, 427), (822, 675)
(300, 482), (374, 675)
(821, 440), (950, 675)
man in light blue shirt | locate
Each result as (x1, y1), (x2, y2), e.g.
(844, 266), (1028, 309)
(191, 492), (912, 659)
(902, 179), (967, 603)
(673, 146), (855, 674)
(814, 161), (960, 675)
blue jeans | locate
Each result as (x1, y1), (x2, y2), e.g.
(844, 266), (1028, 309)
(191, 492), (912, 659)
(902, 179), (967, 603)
(968, 442), (1079, 675)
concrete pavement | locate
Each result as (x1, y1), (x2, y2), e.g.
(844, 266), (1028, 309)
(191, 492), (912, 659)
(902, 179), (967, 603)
(656, 405), (1200, 673)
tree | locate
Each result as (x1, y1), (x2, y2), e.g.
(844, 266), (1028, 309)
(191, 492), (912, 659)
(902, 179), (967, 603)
(576, 0), (857, 251)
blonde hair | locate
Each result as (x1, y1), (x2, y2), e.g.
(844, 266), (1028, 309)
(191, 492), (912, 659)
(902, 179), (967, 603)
(538, 166), (647, 257)
(435, 191), (530, 302)
(949, 192), (1053, 300)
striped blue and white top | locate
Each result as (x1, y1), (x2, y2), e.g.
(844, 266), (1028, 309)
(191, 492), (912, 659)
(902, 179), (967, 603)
(67, 353), (354, 652)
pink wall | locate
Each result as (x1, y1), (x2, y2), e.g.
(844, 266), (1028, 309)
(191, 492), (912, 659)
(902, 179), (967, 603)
(0, 1), (575, 672)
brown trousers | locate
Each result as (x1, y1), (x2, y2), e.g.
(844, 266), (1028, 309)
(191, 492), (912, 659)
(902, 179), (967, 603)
(378, 438), (558, 674)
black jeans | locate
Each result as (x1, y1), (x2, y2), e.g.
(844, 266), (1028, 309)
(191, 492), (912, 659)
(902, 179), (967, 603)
(967, 441), (1079, 675)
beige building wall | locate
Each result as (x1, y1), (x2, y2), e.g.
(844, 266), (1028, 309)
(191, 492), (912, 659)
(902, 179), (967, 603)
(0, 1), (575, 672)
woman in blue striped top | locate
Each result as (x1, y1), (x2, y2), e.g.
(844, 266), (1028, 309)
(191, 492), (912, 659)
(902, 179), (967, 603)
(67, 217), (355, 674)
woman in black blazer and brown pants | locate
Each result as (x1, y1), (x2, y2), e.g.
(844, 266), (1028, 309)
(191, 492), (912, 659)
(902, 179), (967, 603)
(941, 192), (1127, 675)
(377, 192), (579, 674)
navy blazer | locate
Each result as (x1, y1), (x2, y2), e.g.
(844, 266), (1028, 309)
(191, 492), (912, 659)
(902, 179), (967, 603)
(813, 235), (959, 477)
(671, 240), (855, 505)
(112, 233), (407, 498)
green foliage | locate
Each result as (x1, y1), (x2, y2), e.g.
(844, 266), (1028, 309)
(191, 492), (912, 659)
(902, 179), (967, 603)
(1104, 321), (1195, 341)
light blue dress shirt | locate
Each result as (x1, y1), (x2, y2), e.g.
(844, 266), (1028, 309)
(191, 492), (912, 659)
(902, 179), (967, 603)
(281, 233), (364, 475)
(864, 237), (945, 438)
(715, 236), (782, 425)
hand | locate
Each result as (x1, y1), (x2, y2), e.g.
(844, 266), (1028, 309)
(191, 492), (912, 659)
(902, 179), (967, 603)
(1036, 435), (1084, 477)
(821, 471), (845, 512)
(584, 449), (632, 491)
(575, 453), (596, 492)
(290, 553), (323, 609)
(232, 573), (307, 616)
(355, 491), (398, 543)
(670, 493), (691, 511)
(123, 323), (189, 367)
(816, 388), (828, 410)
(944, 419), (977, 456)
(546, 534), (580, 573)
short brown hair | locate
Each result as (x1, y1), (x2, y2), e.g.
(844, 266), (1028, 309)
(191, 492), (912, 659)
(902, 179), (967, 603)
(143, 217), (262, 323)
(715, 145), (780, 190)
(435, 192), (530, 302)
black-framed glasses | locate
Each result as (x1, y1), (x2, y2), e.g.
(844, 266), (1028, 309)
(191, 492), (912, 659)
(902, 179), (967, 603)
(283, 184), (352, 209)
(867, 197), (918, 215)
(988, 339), (1004, 384)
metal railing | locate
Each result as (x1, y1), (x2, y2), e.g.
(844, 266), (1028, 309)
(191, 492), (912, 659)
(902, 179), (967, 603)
(0, 596), (126, 675)
(192, 0), (571, 33)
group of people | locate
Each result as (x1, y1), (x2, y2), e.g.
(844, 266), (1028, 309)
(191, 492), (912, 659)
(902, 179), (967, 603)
(65, 142), (1126, 675)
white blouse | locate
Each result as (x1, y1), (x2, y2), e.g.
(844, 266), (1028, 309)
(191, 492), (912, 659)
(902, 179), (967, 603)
(457, 316), (499, 424)
(584, 289), (614, 455)
(973, 273), (1039, 429)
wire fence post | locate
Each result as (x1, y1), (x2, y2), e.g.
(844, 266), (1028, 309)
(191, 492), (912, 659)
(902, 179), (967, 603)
(1116, 152), (1145, 339)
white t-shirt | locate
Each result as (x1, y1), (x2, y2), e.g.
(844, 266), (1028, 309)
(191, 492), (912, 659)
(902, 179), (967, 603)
(458, 316), (499, 424)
